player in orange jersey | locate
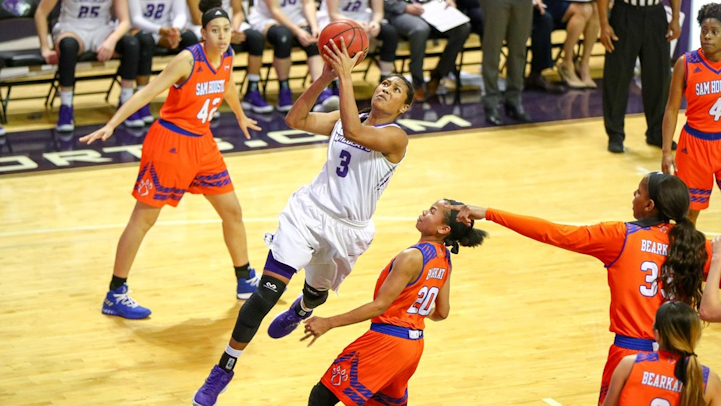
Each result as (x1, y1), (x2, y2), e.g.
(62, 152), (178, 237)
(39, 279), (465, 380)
(79, 0), (261, 320)
(662, 3), (721, 225)
(301, 199), (487, 406)
(450, 172), (712, 406)
(603, 301), (721, 406)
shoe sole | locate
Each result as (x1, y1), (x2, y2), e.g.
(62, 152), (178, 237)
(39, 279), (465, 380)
(276, 105), (293, 113)
(241, 101), (274, 114)
(142, 117), (155, 124)
(124, 120), (145, 128)
(56, 124), (75, 132)
(236, 292), (253, 300)
(101, 307), (151, 319)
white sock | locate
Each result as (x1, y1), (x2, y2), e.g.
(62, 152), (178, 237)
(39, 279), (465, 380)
(225, 344), (243, 358)
(379, 61), (393, 77)
(299, 299), (312, 313)
(119, 87), (134, 104)
(59, 90), (73, 107)
(247, 74), (260, 82)
(136, 85), (146, 93)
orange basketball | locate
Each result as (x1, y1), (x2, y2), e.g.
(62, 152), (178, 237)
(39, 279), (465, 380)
(318, 20), (369, 66)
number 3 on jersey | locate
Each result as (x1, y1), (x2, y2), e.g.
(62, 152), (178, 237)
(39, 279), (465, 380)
(407, 286), (439, 316)
(197, 97), (221, 124)
(336, 150), (352, 177)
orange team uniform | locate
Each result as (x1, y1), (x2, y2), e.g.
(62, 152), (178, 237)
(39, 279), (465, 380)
(618, 351), (710, 405)
(320, 242), (452, 406)
(484, 208), (713, 406)
(132, 42), (235, 208)
(676, 49), (721, 211)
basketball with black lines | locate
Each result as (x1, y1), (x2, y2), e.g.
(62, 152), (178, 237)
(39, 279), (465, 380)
(318, 20), (369, 66)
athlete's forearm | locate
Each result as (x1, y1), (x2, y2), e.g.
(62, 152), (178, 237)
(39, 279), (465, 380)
(486, 208), (625, 264)
(327, 301), (388, 329)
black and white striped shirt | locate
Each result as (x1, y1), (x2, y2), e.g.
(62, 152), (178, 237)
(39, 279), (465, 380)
(622, 0), (662, 6)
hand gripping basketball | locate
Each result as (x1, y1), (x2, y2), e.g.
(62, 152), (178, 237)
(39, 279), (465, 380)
(318, 20), (369, 66)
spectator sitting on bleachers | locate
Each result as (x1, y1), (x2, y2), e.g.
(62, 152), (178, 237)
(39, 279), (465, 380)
(544, 0), (599, 88)
(480, 0), (532, 125)
(317, 0), (398, 83)
(129, 0), (199, 125)
(35, 0), (142, 131)
(383, 0), (470, 102)
(188, 0), (275, 113)
(525, 0), (565, 93)
(248, 0), (337, 112)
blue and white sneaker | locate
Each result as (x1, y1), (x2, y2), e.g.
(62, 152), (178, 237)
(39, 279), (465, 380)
(276, 88), (293, 112)
(236, 267), (260, 300)
(313, 88), (339, 112)
(55, 105), (74, 132)
(267, 294), (310, 339)
(139, 104), (154, 124)
(193, 365), (234, 406)
(242, 89), (273, 113)
(101, 284), (152, 319)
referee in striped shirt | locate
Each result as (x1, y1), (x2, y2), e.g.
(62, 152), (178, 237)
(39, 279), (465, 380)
(598, 0), (681, 153)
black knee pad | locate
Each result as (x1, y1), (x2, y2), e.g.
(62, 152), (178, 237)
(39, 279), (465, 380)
(267, 25), (293, 59)
(134, 32), (154, 76)
(116, 34), (139, 81)
(58, 37), (80, 87)
(232, 275), (286, 343)
(302, 281), (328, 309)
(308, 382), (339, 406)
(243, 29), (265, 56)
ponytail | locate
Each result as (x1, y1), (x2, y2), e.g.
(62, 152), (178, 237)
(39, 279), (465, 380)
(663, 217), (707, 309)
(443, 199), (488, 254)
(654, 302), (704, 406)
(680, 353), (704, 406)
(647, 173), (706, 309)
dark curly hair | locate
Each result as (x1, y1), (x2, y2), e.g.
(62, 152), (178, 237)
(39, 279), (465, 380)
(697, 3), (721, 25)
(648, 173), (707, 309)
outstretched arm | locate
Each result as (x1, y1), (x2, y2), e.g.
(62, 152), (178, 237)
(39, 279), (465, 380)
(450, 205), (626, 264)
(301, 248), (423, 346)
(35, 0), (59, 64)
(79, 51), (194, 143)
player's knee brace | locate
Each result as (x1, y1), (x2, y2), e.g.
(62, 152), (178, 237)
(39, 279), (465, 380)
(232, 275), (286, 343)
(116, 35), (139, 81)
(267, 25), (293, 59)
(308, 382), (340, 406)
(302, 281), (328, 309)
(58, 37), (80, 87)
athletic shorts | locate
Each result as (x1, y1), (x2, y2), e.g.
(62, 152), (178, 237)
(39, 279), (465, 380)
(598, 340), (654, 406)
(321, 326), (424, 406)
(264, 185), (374, 291)
(52, 22), (115, 52)
(676, 124), (721, 211)
(132, 119), (233, 208)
